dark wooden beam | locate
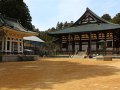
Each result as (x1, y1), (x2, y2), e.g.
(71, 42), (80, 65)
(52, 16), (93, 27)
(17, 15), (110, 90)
(88, 32), (92, 54)
(96, 32), (99, 54)
(112, 30), (115, 54)
(79, 34), (82, 51)
(72, 34), (75, 52)
(104, 32), (107, 55)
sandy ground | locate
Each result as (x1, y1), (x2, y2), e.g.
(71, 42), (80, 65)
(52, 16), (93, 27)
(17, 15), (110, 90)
(0, 58), (120, 90)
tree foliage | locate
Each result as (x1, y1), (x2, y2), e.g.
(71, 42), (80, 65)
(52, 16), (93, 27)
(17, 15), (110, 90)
(38, 21), (73, 42)
(101, 14), (112, 22)
(0, 0), (33, 30)
(56, 22), (63, 30)
(38, 31), (53, 42)
(56, 21), (73, 30)
(112, 13), (120, 24)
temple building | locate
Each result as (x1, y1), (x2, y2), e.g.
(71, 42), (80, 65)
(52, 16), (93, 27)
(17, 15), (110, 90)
(49, 8), (120, 55)
(23, 36), (45, 55)
(0, 14), (37, 54)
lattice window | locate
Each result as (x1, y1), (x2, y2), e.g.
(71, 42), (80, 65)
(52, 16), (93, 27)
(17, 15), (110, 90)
(62, 36), (67, 40)
(99, 33), (105, 39)
(74, 35), (80, 40)
(68, 36), (73, 41)
(91, 34), (97, 39)
(106, 33), (113, 39)
(81, 34), (89, 39)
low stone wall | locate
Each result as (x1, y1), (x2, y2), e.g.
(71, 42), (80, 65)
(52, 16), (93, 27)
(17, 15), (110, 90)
(0, 55), (39, 62)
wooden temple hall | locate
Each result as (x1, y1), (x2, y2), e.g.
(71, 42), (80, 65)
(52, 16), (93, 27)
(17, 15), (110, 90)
(49, 8), (120, 55)
(0, 14), (37, 54)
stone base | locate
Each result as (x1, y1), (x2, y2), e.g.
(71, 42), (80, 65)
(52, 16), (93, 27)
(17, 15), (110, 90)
(0, 55), (39, 62)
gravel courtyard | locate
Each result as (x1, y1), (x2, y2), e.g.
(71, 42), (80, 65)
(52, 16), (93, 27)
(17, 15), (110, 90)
(0, 58), (120, 90)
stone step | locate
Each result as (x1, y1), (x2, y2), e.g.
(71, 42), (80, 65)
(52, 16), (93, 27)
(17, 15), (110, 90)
(72, 54), (87, 58)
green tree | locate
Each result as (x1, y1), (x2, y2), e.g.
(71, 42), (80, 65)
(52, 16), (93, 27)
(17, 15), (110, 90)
(112, 13), (120, 24)
(38, 31), (53, 42)
(63, 21), (69, 29)
(0, 0), (33, 30)
(56, 22), (63, 30)
(63, 21), (74, 28)
(70, 21), (74, 26)
(101, 14), (112, 22)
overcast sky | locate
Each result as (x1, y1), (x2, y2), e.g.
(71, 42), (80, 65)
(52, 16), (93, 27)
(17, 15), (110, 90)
(24, 0), (120, 31)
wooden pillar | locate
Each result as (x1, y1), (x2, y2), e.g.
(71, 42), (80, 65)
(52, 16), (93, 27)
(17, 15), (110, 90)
(9, 37), (12, 53)
(112, 31), (115, 54)
(112, 30), (115, 54)
(60, 35), (62, 51)
(72, 34), (75, 52)
(5, 37), (7, 53)
(67, 34), (69, 52)
(18, 41), (20, 53)
(88, 32), (91, 54)
(104, 32), (107, 55)
(21, 39), (24, 53)
(96, 32), (99, 54)
(2, 37), (5, 52)
(79, 34), (82, 51)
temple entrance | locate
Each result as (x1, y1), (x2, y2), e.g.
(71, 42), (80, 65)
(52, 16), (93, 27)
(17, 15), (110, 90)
(82, 42), (88, 51)
(12, 42), (18, 54)
(68, 43), (72, 51)
(75, 42), (79, 52)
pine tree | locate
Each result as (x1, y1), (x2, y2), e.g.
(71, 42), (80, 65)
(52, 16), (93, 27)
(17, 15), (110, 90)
(0, 0), (33, 30)
(63, 21), (68, 29)
(56, 22), (63, 30)
(112, 13), (120, 24)
(101, 14), (112, 22)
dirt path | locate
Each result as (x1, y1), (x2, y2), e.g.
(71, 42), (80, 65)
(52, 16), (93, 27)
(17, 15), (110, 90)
(0, 58), (120, 90)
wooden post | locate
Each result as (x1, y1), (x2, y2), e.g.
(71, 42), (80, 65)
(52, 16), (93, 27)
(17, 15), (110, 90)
(9, 37), (12, 53)
(60, 35), (62, 52)
(68, 33), (70, 54)
(17, 40), (20, 53)
(96, 32), (99, 54)
(88, 32), (91, 55)
(72, 34), (75, 53)
(104, 32), (107, 55)
(2, 37), (4, 53)
(112, 31), (115, 54)
(22, 39), (24, 53)
(79, 34), (82, 51)
(5, 37), (7, 53)
(66, 35), (69, 52)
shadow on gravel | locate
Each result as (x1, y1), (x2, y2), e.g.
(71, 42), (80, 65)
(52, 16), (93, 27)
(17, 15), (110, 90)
(0, 59), (119, 90)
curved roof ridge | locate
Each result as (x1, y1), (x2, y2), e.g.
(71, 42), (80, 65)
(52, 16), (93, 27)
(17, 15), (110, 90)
(72, 8), (114, 26)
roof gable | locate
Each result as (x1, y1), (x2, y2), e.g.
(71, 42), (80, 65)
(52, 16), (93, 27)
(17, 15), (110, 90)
(0, 14), (28, 32)
(48, 8), (120, 35)
(72, 8), (109, 26)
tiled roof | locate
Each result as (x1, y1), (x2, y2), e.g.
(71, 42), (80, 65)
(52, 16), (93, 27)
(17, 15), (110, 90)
(23, 36), (45, 42)
(0, 14), (32, 33)
(49, 8), (120, 35)
(49, 23), (120, 35)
